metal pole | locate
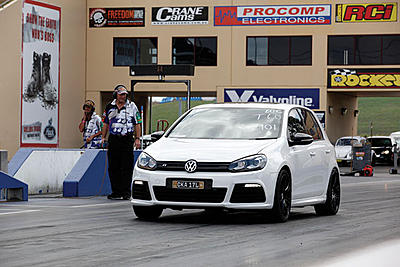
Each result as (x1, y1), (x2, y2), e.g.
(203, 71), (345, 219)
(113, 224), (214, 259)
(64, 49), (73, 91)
(140, 106), (144, 150)
(187, 80), (191, 111)
(148, 95), (152, 134)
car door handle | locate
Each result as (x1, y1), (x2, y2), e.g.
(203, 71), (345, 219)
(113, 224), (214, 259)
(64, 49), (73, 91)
(310, 152), (316, 157)
(325, 150), (331, 154)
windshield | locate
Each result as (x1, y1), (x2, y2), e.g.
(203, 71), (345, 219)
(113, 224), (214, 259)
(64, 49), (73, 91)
(336, 138), (359, 146)
(167, 107), (283, 139)
(368, 138), (392, 147)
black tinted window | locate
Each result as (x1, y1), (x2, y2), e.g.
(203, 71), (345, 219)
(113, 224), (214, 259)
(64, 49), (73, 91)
(247, 36), (312, 66)
(173, 37), (217, 66)
(113, 38), (157, 66)
(328, 35), (400, 65)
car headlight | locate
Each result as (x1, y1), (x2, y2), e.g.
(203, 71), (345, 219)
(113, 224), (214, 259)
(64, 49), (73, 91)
(137, 152), (157, 170)
(382, 150), (390, 155)
(228, 154), (267, 172)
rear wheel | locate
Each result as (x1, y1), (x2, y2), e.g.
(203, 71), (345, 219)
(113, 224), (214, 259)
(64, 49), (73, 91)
(133, 206), (163, 221)
(314, 169), (340, 216)
(271, 169), (291, 222)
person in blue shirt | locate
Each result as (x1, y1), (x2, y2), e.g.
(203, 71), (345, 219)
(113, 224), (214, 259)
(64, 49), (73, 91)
(102, 85), (142, 200)
(79, 100), (103, 149)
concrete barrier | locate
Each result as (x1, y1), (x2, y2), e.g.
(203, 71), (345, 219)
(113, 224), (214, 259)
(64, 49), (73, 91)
(12, 149), (83, 194)
(0, 171), (28, 201)
(9, 148), (143, 197)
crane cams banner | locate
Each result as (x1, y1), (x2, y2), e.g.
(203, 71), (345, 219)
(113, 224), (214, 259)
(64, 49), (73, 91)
(152, 6), (208, 25)
(224, 89), (320, 109)
(328, 69), (400, 88)
(214, 5), (331, 26)
(21, 0), (60, 147)
(336, 3), (397, 23)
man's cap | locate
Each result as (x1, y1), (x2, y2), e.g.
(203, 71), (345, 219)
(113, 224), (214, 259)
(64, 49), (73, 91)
(114, 84), (128, 95)
(83, 100), (95, 109)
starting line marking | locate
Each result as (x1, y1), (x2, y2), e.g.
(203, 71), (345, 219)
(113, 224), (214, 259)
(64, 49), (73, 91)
(0, 210), (40, 216)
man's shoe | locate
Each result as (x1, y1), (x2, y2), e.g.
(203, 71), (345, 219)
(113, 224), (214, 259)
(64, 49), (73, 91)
(107, 193), (121, 200)
(122, 194), (131, 200)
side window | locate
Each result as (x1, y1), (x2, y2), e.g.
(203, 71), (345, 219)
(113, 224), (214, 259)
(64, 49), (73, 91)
(301, 109), (323, 140)
(287, 109), (306, 140)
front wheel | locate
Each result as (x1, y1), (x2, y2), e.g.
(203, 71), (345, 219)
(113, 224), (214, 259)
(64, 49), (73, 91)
(133, 206), (163, 221)
(314, 169), (341, 216)
(271, 169), (291, 222)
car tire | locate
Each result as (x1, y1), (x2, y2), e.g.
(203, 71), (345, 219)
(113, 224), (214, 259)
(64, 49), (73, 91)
(133, 206), (163, 221)
(271, 169), (291, 223)
(314, 169), (340, 216)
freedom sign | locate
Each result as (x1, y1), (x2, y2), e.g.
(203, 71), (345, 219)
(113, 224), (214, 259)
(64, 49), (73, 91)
(214, 5), (331, 26)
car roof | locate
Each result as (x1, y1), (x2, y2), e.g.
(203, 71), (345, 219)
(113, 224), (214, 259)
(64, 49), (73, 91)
(367, 136), (391, 139)
(192, 102), (306, 111)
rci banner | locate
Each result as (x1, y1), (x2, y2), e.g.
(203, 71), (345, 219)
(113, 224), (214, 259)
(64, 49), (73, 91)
(22, 0), (60, 147)
(89, 8), (144, 27)
(214, 5), (331, 26)
(152, 6), (208, 25)
(224, 89), (320, 109)
(336, 3), (397, 23)
(328, 69), (400, 88)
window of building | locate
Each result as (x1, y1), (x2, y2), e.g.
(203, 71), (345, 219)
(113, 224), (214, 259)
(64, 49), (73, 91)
(113, 38), (157, 66)
(172, 37), (217, 66)
(328, 35), (400, 65)
(247, 36), (312, 66)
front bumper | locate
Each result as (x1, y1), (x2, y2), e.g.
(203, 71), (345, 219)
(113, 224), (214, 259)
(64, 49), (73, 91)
(131, 167), (277, 210)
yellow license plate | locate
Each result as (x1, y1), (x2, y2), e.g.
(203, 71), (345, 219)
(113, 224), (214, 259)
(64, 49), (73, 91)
(172, 180), (205, 189)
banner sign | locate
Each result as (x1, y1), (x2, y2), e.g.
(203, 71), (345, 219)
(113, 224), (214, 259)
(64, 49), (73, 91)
(152, 6), (208, 25)
(328, 69), (400, 88)
(89, 8), (144, 27)
(22, 0), (60, 147)
(336, 3), (397, 23)
(214, 5), (331, 26)
(314, 111), (326, 129)
(224, 89), (320, 109)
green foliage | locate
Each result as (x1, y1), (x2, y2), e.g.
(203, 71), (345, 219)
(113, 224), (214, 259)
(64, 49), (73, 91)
(358, 97), (400, 136)
(147, 100), (215, 133)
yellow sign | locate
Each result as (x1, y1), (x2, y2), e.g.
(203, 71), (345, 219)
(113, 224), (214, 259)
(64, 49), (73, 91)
(336, 3), (397, 22)
(331, 74), (400, 88)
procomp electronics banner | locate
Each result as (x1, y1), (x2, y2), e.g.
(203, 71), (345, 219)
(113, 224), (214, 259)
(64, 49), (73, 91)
(22, 0), (60, 147)
(215, 5), (331, 26)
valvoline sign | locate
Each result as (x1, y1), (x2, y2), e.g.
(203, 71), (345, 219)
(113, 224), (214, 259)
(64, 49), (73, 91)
(224, 88), (320, 109)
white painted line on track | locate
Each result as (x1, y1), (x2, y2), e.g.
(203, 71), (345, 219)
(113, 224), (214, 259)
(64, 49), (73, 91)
(343, 179), (400, 187)
(69, 202), (129, 208)
(0, 210), (40, 216)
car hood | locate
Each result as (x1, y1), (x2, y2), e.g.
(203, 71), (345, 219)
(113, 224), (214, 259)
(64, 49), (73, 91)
(335, 146), (351, 157)
(144, 138), (277, 162)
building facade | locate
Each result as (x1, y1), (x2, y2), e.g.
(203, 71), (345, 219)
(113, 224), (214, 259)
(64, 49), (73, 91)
(1, 0), (400, 159)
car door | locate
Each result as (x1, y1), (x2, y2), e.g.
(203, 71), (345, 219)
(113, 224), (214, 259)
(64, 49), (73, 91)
(302, 109), (330, 196)
(287, 108), (321, 200)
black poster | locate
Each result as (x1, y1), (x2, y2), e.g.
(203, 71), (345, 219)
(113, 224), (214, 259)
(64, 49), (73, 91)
(89, 8), (145, 27)
(152, 6), (208, 25)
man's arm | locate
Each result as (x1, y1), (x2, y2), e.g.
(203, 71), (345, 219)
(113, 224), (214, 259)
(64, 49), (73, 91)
(134, 124), (141, 149)
(78, 118), (85, 132)
(102, 123), (109, 143)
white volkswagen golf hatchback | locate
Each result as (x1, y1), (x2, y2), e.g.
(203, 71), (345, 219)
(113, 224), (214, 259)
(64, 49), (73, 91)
(132, 103), (340, 222)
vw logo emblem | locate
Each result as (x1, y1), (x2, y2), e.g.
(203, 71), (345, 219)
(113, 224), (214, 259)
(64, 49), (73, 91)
(184, 160), (197, 173)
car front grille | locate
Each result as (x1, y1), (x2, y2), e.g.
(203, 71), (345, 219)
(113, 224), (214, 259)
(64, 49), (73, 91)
(156, 161), (230, 172)
(230, 184), (266, 203)
(153, 186), (227, 203)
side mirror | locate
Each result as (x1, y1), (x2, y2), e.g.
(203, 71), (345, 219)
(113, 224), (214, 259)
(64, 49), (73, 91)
(289, 133), (313, 146)
(151, 131), (164, 142)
